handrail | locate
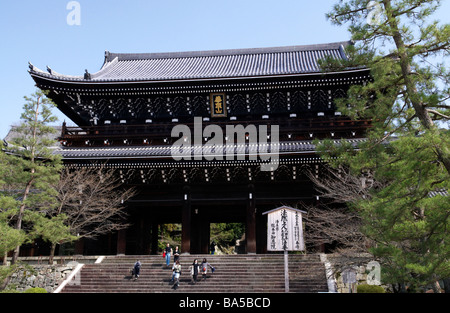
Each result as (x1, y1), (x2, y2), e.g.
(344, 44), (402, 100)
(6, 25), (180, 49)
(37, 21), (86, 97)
(53, 262), (85, 293)
(60, 118), (371, 139)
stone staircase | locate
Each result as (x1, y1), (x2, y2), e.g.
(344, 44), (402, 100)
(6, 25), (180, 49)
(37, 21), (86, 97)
(59, 254), (329, 293)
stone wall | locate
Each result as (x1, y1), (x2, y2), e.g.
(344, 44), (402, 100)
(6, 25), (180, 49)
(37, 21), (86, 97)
(7, 263), (77, 293)
(334, 264), (375, 293)
(326, 254), (392, 293)
(3, 256), (99, 293)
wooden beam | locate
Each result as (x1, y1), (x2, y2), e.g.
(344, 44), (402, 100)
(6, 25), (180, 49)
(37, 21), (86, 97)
(181, 191), (191, 254)
(246, 185), (257, 254)
(116, 229), (127, 255)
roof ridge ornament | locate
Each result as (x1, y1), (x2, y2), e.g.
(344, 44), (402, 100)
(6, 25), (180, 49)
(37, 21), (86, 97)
(84, 69), (91, 80)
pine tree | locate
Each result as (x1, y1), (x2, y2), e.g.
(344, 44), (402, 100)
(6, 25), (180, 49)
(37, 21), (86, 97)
(319, 0), (449, 291)
(0, 141), (27, 264)
(2, 90), (65, 265)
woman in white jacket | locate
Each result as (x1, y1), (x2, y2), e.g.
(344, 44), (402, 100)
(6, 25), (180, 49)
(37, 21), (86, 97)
(171, 260), (181, 289)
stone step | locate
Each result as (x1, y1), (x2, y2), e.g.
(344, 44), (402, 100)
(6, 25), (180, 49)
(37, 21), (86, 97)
(102, 256), (321, 260)
(69, 282), (326, 289)
(62, 286), (324, 292)
(101, 255), (321, 261)
(68, 273), (324, 280)
(60, 254), (328, 293)
(62, 281), (327, 289)
(62, 286), (327, 293)
(78, 267), (324, 274)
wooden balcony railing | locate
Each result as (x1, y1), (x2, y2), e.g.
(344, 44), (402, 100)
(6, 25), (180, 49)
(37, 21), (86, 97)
(59, 117), (371, 147)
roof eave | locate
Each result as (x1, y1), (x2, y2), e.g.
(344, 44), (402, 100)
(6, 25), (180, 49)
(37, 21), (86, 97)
(29, 67), (370, 86)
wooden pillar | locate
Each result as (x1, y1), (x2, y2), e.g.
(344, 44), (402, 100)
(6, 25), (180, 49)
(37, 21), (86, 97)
(138, 218), (145, 254)
(117, 229), (127, 255)
(181, 189), (191, 254)
(200, 220), (210, 254)
(30, 242), (36, 257)
(142, 218), (152, 255)
(246, 185), (256, 254)
(151, 222), (159, 255)
(74, 238), (84, 255)
(191, 208), (200, 254)
(107, 233), (112, 255)
(315, 195), (325, 253)
(257, 206), (266, 254)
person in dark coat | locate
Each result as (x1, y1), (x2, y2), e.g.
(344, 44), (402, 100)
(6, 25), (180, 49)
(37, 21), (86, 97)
(173, 246), (180, 263)
(164, 243), (172, 267)
(132, 260), (141, 280)
(190, 259), (200, 284)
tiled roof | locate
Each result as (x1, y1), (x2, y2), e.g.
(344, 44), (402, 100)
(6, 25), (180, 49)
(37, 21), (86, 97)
(29, 41), (353, 83)
(3, 126), (61, 152)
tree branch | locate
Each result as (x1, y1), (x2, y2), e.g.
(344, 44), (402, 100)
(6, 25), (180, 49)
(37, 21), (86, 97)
(426, 109), (450, 120)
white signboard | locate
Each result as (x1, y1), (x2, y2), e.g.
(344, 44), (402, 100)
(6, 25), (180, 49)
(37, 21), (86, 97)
(263, 206), (305, 251)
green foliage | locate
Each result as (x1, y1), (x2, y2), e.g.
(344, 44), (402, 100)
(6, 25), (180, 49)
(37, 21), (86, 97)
(357, 284), (385, 293)
(0, 264), (19, 284)
(23, 287), (47, 293)
(6, 90), (62, 209)
(210, 223), (245, 250)
(326, 0), (449, 134)
(318, 0), (450, 291)
(355, 132), (450, 287)
(0, 90), (69, 263)
(0, 222), (27, 257)
(158, 224), (182, 251)
(0, 289), (21, 293)
(157, 223), (245, 253)
(26, 212), (77, 246)
(0, 262), (26, 292)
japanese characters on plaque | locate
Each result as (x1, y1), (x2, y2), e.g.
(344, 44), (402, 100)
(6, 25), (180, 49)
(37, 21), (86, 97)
(264, 206), (305, 251)
(209, 93), (227, 117)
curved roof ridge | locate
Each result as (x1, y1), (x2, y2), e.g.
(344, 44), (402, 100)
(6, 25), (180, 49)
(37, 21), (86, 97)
(92, 56), (119, 79)
(104, 41), (352, 62)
